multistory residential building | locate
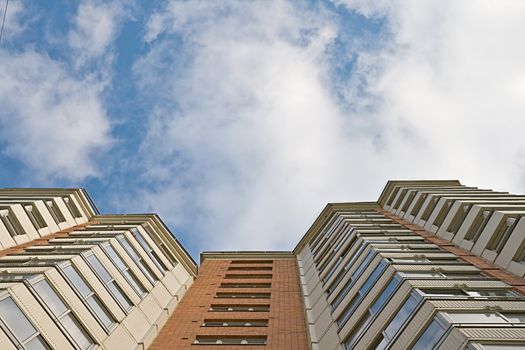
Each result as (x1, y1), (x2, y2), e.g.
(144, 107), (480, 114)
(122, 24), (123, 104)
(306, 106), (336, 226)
(0, 188), (197, 350)
(3, 181), (525, 349)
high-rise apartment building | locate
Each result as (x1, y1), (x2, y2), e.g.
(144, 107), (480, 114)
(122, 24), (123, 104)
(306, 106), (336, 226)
(2, 181), (525, 349)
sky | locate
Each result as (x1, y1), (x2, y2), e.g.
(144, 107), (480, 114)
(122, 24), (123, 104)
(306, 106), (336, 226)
(1, 0), (525, 259)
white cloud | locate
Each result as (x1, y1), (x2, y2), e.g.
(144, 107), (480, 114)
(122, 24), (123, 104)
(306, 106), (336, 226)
(133, 1), (380, 251)
(336, 0), (525, 192)
(0, 50), (112, 181)
(68, 0), (131, 68)
(130, 0), (525, 252)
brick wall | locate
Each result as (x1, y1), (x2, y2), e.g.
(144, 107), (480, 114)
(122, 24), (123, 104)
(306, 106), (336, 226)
(149, 258), (309, 349)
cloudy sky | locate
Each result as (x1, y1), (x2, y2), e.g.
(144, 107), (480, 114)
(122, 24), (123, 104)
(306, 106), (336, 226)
(1, 0), (525, 258)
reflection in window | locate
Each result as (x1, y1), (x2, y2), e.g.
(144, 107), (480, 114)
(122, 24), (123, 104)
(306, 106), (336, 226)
(411, 317), (448, 350)
(33, 279), (94, 350)
(131, 228), (168, 272)
(102, 243), (147, 298)
(372, 292), (421, 350)
(84, 253), (133, 312)
(344, 275), (402, 350)
(336, 260), (388, 328)
(117, 235), (159, 284)
(0, 296), (49, 349)
(62, 265), (116, 331)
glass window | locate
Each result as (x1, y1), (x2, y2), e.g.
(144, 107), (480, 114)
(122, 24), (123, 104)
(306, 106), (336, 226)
(117, 235), (158, 284)
(344, 275), (402, 350)
(33, 279), (94, 350)
(84, 253), (133, 312)
(446, 312), (507, 324)
(373, 292), (421, 350)
(102, 244), (147, 298)
(131, 228), (168, 272)
(411, 317), (448, 350)
(194, 336), (267, 345)
(0, 296), (49, 349)
(62, 265), (116, 331)
(337, 260), (388, 328)
(331, 250), (376, 310)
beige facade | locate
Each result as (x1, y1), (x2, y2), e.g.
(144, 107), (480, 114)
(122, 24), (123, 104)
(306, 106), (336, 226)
(295, 181), (525, 350)
(0, 189), (196, 350)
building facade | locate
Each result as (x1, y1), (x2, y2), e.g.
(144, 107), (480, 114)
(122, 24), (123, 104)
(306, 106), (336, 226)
(2, 181), (525, 349)
(0, 188), (197, 350)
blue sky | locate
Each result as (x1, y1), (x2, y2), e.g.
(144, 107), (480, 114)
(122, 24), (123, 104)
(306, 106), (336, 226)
(1, 1), (525, 259)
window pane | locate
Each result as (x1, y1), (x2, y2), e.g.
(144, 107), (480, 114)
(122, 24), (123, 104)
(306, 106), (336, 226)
(60, 313), (94, 350)
(87, 296), (115, 329)
(411, 318), (448, 350)
(384, 294), (419, 339)
(123, 270), (146, 295)
(370, 276), (401, 315)
(0, 297), (37, 342)
(33, 279), (68, 317)
(503, 314), (525, 323)
(85, 254), (112, 283)
(104, 245), (126, 271)
(24, 336), (50, 350)
(63, 266), (92, 297)
(447, 312), (507, 324)
(108, 282), (133, 310)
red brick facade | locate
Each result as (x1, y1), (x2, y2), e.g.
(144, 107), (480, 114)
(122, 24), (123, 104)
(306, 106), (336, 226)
(150, 258), (309, 349)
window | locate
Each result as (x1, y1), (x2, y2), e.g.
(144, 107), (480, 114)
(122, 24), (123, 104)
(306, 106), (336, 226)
(433, 200), (452, 227)
(117, 235), (158, 284)
(400, 191), (416, 213)
(46, 200), (66, 223)
(101, 243), (147, 298)
(336, 260), (389, 328)
(391, 257), (461, 264)
(194, 336), (267, 345)
(488, 218), (518, 252)
(230, 260), (273, 264)
(224, 274), (272, 279)
(343, 276), (402, 349)
(393, 189), (408, 210)
(202, 319), (268, 327)
(327, 242), (367, 291)
(465, 210), (492, 241)
(322, 236), (356, 284)
(400, 271), (487, 279)
(84, 253), (133, 312)
(32, 279), (94, 350)
(0, 295), (50, 349)
(372, 292), (422, 350)
(445, 311), (525, 324)
(24, 205), (47, 230)
(0, 209), (24, 236)
(421, 288), (518, 298)
(411, 193), (428, 216)
(130, 228), (168, 272)
(61, 264), (116, 331)
(209, 305), (269, 312)
(447, 204), (471, 234)
(216, 293), (270, 299)
(411, 316), (449, 350)
(330, 250), (376, 310)
(220, 283), (271, 288)
(62, 197), (82, 218)
(421, 196), (439, 221)
(228, 266), (272, 271)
